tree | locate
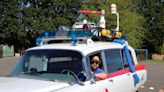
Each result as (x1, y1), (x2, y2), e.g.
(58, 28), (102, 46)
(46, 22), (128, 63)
(0, 0), (82, 52)
(137, 0), (164, 54)
(20, 0), (82, 31)
(0, 0), (27, 52)
(2, 0), (162, 54)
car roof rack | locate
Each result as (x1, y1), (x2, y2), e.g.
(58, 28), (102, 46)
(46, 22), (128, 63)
(35, 9), (124, 46)
(36, 30), (94, 46)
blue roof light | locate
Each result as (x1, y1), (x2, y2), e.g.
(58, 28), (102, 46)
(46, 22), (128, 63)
(35, 37), (42, 46)
(40, 30), (92, 38)
(71, 31), (78, 46)
(36, 30), (93, 45)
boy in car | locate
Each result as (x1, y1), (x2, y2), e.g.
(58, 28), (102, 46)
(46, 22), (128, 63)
(90, 56), (107, 80)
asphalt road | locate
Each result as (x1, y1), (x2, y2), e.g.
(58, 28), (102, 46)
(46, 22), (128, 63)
(0, 57), (19, 76)
(138, 62), (164, 92)
(0, 57), (164, 92)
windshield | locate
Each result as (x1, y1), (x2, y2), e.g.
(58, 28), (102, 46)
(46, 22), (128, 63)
(11, 49), (84, 82)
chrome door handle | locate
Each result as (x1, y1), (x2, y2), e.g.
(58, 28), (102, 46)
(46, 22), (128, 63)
(127, 73), (130, 75)
(127, 73), (131, 76)
(108, 79), (114, 83)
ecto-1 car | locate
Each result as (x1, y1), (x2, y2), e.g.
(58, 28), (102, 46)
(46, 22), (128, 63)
(0, 9), (147, 92)
(0, 30), (147, 92)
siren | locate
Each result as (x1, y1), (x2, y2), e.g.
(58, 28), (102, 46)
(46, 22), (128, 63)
(83, 19), (89, 30)
(114, 32), (122, 38)
(83, 24), (89, 30)
(111, 4), (117, 14)
(101, 29), (111, 37)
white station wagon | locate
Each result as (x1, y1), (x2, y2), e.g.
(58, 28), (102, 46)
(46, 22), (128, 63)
(0, 29), (147, 92)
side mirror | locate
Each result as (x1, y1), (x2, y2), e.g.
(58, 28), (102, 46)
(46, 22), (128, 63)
(78, 71), (87, 82)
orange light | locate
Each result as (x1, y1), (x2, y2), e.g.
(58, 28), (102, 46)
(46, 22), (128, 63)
(101, 29), (110, 37)
(115, 32), (122, 38)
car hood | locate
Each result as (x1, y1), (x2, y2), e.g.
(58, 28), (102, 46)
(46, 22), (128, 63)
(0, 77), (71, 92)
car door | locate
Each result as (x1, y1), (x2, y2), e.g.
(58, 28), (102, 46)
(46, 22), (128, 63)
(103, 49), (135, 92)
(123, 48), (147, 90)
(79, 80), (111, 92)
(78, 52), (110, 92)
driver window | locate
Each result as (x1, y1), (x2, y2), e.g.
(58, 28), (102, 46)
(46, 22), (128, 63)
(89, 53), (103, 70)
(88, 52), (107, 80)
